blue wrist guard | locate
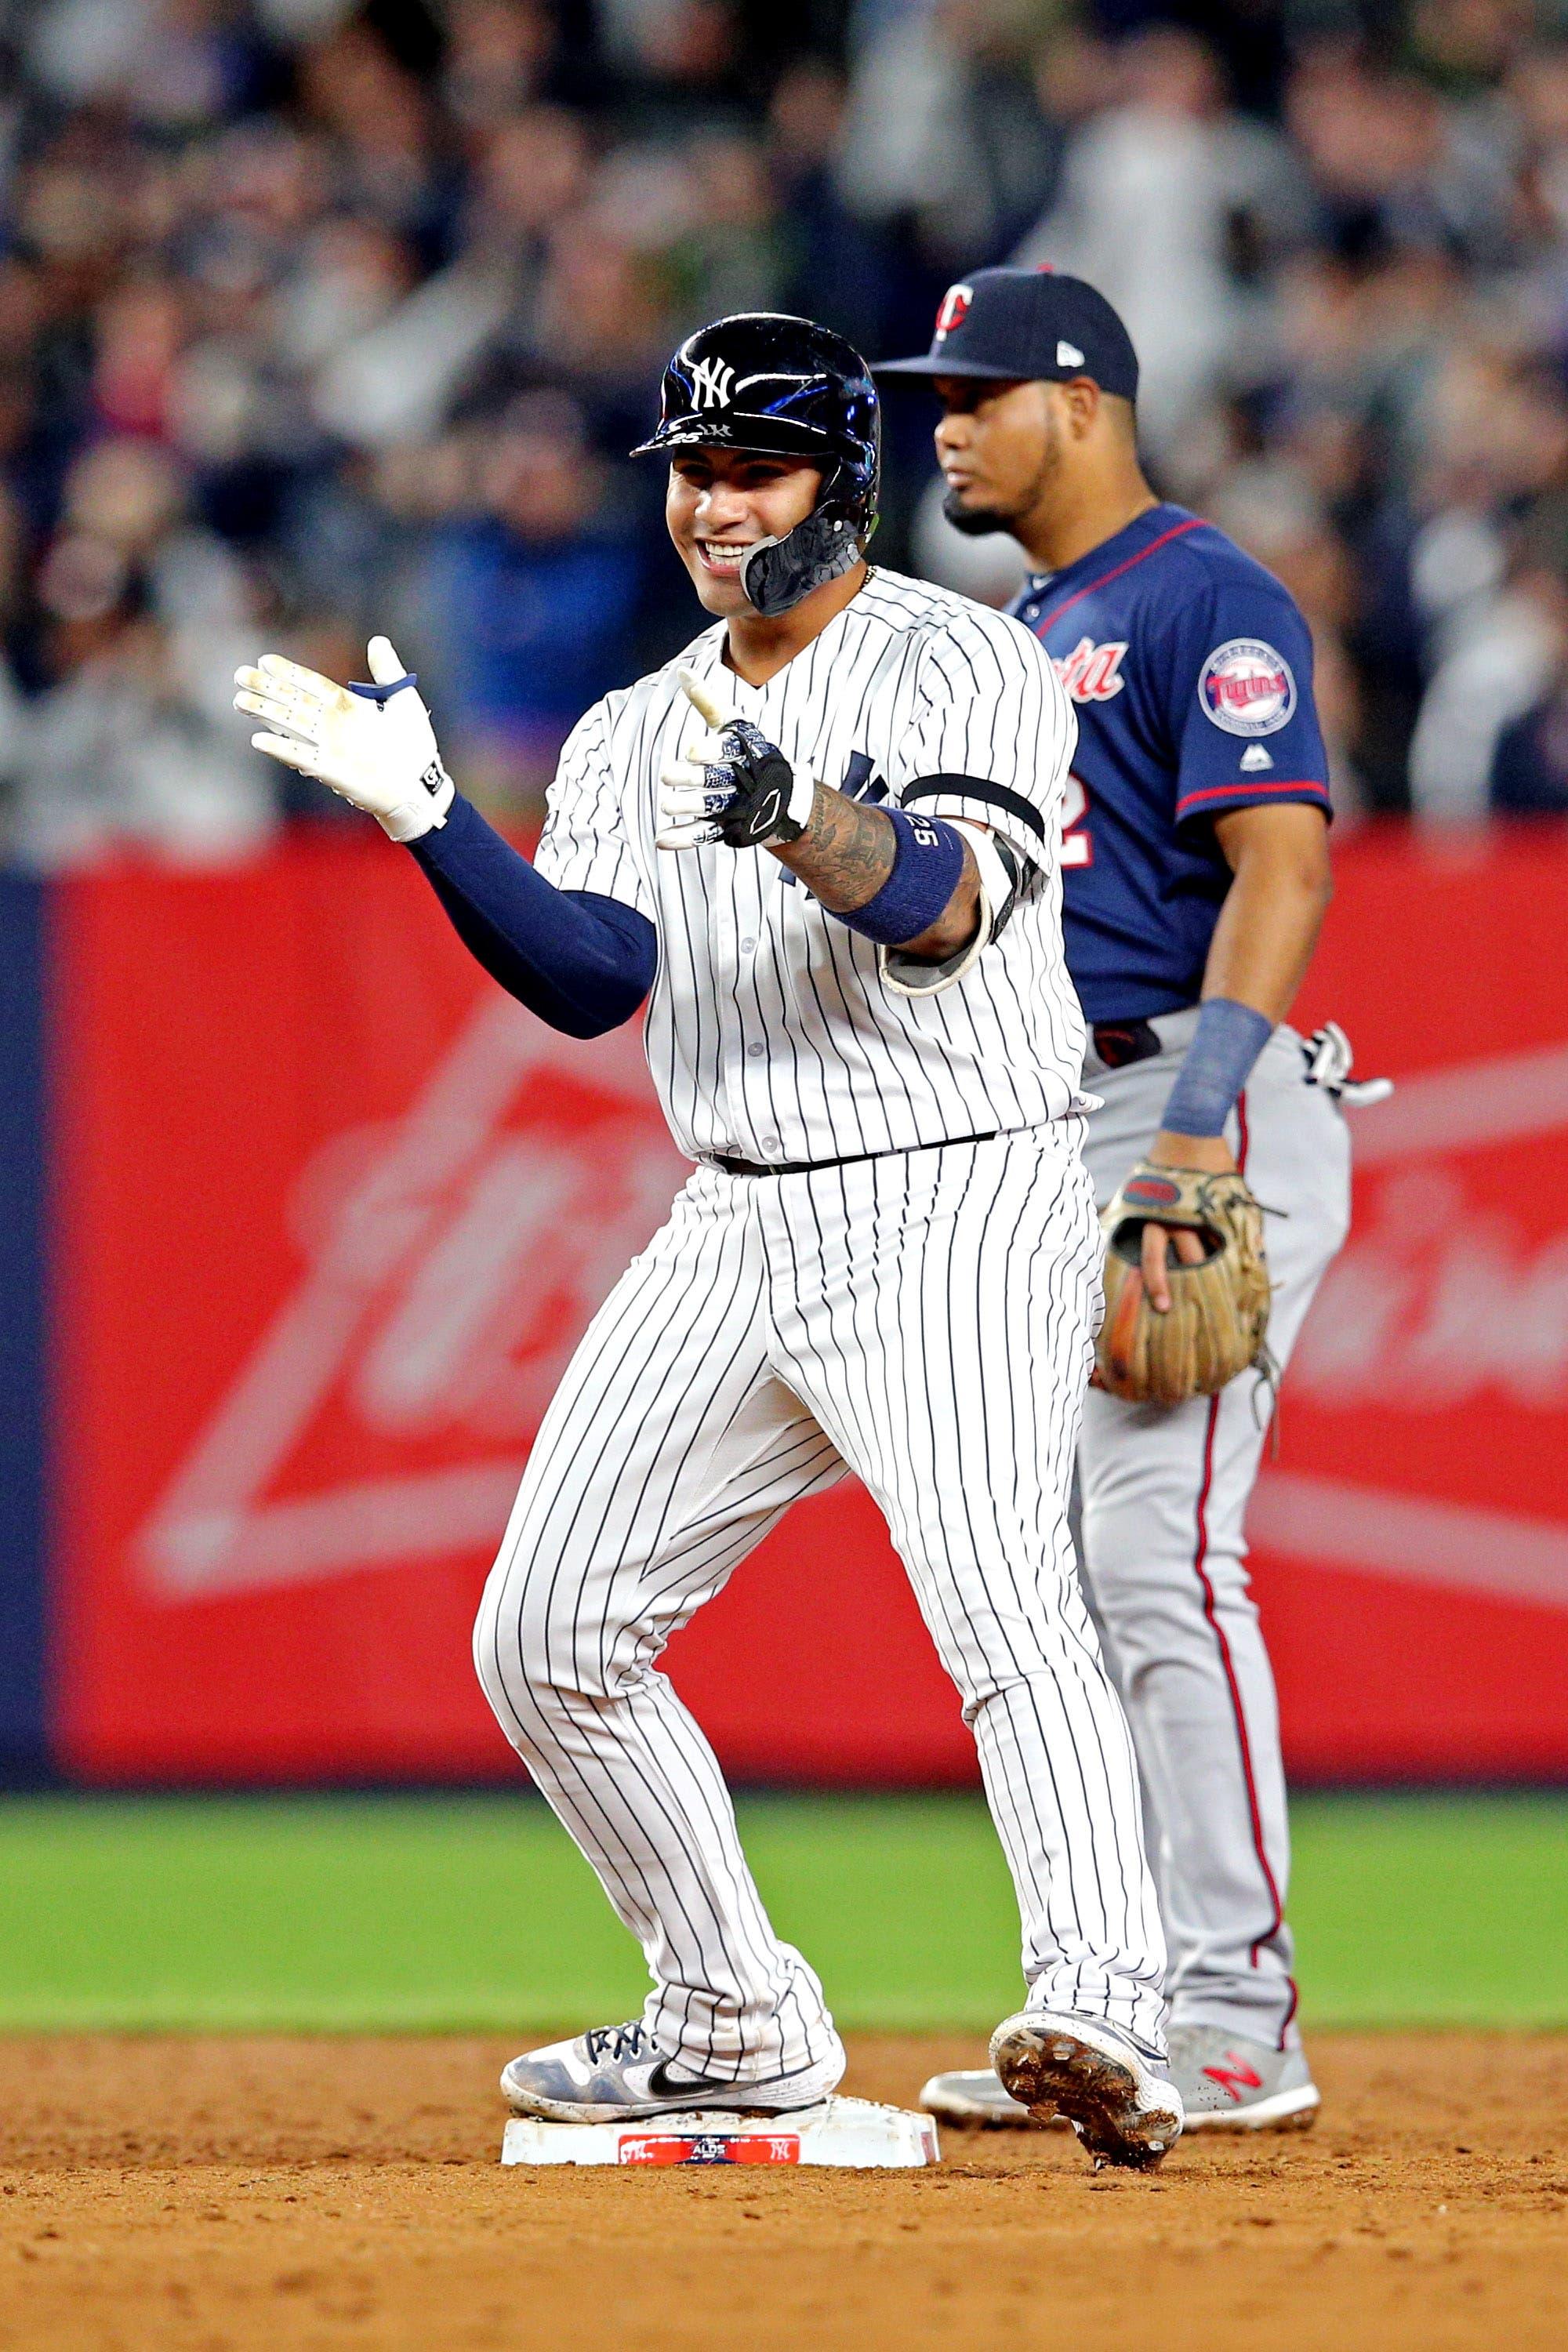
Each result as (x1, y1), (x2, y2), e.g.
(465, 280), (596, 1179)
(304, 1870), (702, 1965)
(1160, 997), (1274, 1137)
(837, 807), (966, 949)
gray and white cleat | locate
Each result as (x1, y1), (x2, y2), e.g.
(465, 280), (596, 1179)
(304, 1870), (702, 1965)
(499, 2020), (846, 2124)
(1166, 2025), (1320, 2131)
(989, 2008), (1183, 2170)
(918, 2067), (1036, 2129)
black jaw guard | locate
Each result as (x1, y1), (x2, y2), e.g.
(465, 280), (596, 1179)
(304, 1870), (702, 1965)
(740, 503), (868, 619)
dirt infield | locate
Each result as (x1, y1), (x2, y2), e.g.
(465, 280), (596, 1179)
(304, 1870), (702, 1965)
(0, 2033), (1563, 2351)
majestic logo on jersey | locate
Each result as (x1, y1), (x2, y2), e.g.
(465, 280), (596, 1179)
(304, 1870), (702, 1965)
(688, 354), (736, 408)
(1239, 743), (1274, 771)
(1200, 640), (1296, 737)
(934, 283), (973, 339)
(1054, 637), (1127, 703)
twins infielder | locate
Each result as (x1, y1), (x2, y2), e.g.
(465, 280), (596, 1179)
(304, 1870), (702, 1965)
(235, 313), (1184, 2169)
(885, 270), (1366, 2132)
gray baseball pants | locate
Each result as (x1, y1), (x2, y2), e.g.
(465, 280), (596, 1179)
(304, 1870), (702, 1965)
(1078, 1009), (1351, 2048)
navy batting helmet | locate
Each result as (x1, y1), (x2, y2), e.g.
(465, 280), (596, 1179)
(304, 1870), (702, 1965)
(632, 312), (880, 618)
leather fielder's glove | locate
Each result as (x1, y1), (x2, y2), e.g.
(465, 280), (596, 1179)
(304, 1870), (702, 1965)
(657, 670), (815, 850)
(1096, 1160), (1272, 1407)
(234, 636), (454, 842)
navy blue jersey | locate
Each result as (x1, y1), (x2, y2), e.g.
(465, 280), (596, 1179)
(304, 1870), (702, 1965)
(1008, 503), (1331, 1025)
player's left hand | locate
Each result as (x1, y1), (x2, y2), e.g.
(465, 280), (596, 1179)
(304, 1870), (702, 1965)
(657, 670), (816, 851)
(234, 636), (455, 843)
(1141, 1131), (1236, 1312)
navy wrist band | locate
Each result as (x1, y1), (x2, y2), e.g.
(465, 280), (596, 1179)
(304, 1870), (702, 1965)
(838, 807), (966, 949)
(1160, 997), (1274, 1138)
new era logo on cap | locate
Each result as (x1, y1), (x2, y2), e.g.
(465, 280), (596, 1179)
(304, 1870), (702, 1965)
(1057, 341), (1085, 368)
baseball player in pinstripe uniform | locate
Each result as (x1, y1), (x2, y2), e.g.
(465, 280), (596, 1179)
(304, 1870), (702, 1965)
(236, 311), (1185, 2170)
(886, 271), (1379, 2133)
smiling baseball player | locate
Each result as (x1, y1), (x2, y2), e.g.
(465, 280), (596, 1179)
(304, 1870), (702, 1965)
(883, 270), (1380, 2133)
(234, 313), (1185, 2170)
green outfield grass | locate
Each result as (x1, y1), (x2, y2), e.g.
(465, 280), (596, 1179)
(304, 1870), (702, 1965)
(0, 1791), (1562, 2033)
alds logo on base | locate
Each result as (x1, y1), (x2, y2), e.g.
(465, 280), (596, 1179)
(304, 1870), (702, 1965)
(1200, 641), (1296, 736)
(619, 2132), (801, 2165)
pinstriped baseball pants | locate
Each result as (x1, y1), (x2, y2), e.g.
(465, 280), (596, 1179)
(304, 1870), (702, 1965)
(474, 1127), (1167, 2078)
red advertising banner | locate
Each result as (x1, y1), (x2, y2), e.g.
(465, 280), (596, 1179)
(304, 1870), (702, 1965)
(51, 826), (1568, 1783)
(1254, 827), (1568, 1776)
(51, 839), (967, 1783)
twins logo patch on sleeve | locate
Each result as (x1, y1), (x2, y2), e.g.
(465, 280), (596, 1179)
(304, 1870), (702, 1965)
(1199, 640), (1297, 737)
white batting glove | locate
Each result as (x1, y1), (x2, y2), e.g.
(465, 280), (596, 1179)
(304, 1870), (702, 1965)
(657, 669), (815, 851)
(1301, 1021), (1394, 1108)
(234, 636), (456, 843)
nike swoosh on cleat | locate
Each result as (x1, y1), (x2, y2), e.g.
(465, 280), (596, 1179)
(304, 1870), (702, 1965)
(644, 2059), (730, 2101)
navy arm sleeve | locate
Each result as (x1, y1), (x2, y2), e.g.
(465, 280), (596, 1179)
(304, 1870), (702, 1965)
(408, 793), (656, 1039)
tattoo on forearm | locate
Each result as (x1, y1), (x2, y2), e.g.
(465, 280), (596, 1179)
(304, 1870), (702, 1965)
(771, 784), (896, 911)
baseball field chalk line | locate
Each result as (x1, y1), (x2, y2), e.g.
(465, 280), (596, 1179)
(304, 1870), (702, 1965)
(501, 2096), (940, 2169)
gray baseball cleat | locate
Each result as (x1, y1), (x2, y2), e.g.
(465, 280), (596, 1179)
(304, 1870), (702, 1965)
(1165, 2024), (1320, 2131)
(919, 2067), (1035, 2128)
(500, 2019), (846, 2123)
(989, 2008), (1183, 2169)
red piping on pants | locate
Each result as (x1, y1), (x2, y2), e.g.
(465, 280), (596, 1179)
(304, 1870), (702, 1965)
(1188, 1089), (1298, 2047)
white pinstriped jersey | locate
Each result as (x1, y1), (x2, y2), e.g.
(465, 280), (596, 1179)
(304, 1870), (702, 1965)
(535, 568), (1089, 1166)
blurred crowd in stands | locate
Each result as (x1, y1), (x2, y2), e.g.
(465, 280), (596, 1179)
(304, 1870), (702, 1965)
(5, 0), (1568, 859)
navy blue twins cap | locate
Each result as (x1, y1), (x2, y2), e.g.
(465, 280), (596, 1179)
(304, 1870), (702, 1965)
(877, 267), (1139, 401)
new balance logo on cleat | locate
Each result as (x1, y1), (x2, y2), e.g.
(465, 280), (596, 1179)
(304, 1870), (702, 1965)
(1167, 2027), (1320, 2130)
(1202, 2053), (1265, 2103)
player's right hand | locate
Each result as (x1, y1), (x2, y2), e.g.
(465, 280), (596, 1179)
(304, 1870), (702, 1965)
(234, 636), (455, 843)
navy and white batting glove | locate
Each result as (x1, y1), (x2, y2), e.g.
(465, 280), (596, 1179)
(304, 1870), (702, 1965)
(657, 669), (816, 851)
(234, 635), (455, 842)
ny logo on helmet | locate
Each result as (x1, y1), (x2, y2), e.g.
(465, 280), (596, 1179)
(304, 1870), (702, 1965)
(688, 355), (736, 408)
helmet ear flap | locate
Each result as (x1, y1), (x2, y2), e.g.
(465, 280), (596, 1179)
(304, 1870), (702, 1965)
(737, 446), (880, 618)
(740, 507), (866, 619)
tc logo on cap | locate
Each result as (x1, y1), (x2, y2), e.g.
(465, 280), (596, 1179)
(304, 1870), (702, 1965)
(935, 283), (973, 339)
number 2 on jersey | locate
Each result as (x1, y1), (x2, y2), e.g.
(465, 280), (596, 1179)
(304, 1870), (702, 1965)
(1062, 772), (1094, 867)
